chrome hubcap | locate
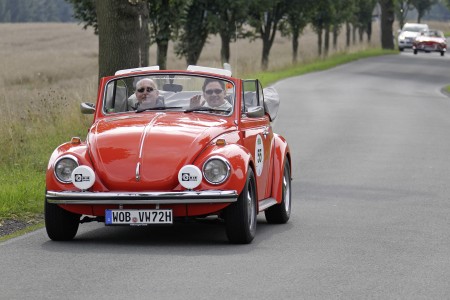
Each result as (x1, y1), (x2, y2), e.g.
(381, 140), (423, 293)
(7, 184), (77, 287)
(283, 169), (291, 213)
(247, 181), (256, 231)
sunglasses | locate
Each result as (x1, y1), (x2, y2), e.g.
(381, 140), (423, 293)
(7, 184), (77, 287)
(137, 87), (154, 93)
(205, 89), (223, 95)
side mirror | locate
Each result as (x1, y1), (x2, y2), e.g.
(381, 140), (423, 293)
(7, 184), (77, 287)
(246, 106), (265, 118)
(81, 102), (95, 114)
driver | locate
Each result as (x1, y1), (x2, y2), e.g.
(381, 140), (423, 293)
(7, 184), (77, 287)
(128, 78), (163, 110)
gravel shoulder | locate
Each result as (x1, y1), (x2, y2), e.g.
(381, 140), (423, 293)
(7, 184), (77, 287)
(0, 216), (43, 238)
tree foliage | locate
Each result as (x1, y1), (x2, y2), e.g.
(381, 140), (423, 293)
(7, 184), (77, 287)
(36, 0), (428, 76)
(410, 0), (438, 22)
(174, 0), (211, 66)
(148, 0), (184, 69)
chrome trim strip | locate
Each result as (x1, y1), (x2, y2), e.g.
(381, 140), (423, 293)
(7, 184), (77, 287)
(46, 190), (238, 205)
(135, 162), (141, 182)
(258, 198), (277, 212)
(139, 113), (163, 158)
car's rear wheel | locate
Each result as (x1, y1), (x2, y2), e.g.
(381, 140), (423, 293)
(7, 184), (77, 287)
(45, 199), (80, 241)
(265, 159), (291, 224)
(225, 168), (257, 244)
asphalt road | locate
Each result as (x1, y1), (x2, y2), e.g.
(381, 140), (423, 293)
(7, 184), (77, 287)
(2, 51), (450, 299)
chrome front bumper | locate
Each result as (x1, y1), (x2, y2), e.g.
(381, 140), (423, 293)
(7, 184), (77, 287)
(46, 190), (238, 205)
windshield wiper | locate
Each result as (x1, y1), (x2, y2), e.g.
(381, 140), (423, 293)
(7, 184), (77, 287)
(184, 107), (231, 114)
(136, 106), (182, 113)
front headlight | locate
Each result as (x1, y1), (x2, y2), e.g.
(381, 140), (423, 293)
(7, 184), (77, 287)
(202, 156), (230, 185)
(54, 155), (79, 183)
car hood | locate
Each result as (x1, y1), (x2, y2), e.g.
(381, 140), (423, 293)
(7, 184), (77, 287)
(400, 31), (420, 39)
(88, 113), (233, 190)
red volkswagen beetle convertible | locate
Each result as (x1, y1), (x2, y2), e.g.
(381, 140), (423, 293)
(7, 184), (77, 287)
(45, 65), (291, 244)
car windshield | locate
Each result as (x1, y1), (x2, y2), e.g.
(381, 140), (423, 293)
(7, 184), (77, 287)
(422, 30), (444, 38)
(103, 74), (235, 116)
(403, 25), (427, 32)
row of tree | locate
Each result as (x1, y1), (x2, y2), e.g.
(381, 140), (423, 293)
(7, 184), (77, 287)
(67, 0), (447, 79)
(0, 0), (73, 22)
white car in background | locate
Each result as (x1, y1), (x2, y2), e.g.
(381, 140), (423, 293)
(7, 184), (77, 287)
(398, 23), (429, 51)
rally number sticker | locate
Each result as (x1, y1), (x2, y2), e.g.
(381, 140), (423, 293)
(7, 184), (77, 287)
(255, 134), (264, 176)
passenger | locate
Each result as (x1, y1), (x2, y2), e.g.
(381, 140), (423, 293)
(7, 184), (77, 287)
(190, 78), (232, 110)
(128, 78), (163, 110)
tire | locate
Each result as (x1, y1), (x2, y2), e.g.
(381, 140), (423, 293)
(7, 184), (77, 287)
(441, 51), (445, 57)
(399, 47), (404, 52)
(225, 168), (257, 244)
(265, 159), (291, 224)
(413, 49), (418, 55)
(45, 199), (80, 241)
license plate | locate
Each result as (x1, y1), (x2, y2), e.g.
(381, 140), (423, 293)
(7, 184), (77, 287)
(105, 209), (173, 225)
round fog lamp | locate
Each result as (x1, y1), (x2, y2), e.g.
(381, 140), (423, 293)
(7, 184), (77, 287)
(71, 165), (96, 190)
(178, 165), (202, 189)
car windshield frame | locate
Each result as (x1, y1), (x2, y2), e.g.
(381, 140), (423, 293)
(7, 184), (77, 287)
(102, 73), (236, 117)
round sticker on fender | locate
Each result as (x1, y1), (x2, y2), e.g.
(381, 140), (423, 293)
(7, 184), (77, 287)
(71, 165), (96, 190)
(178, 165), (202, 189)
(255, 134), (264, 176)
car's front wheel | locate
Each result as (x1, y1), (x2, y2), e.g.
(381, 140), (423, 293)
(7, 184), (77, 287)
(225, 168), (257, 244)
(265, 159), (291, 224)
(45, 200), (80, 241)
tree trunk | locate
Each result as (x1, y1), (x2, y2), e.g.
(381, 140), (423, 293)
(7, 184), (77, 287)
(260, 18), (278, 71)
(324, 25), (330, 56)
(379, 0), (395, 49)
(155, 0), (170, 70)
(96, 0), (149, 79)
(292, 30), (299, 63)
(220, 33), (231, 64)
(261, 39), (270, 70)
(352, 24), (357, 44)
(346, 22), (351, 48)
(332, 26), (338, 50)
(156, 42), (169, 70)
(317, 29), (323, 56)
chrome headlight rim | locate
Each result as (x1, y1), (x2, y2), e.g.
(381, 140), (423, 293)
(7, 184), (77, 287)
(202, 156), (231, 185)
(54, 155), (79, 184)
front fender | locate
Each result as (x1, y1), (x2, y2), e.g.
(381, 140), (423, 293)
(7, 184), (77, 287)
(46, 141), (109, 192)
(194, 143), (252, 195)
